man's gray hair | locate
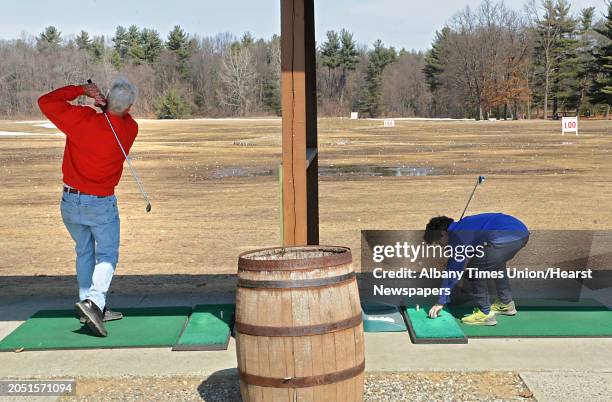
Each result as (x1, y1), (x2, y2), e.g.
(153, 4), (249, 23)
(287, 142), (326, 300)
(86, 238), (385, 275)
(107, 76), (137, 114)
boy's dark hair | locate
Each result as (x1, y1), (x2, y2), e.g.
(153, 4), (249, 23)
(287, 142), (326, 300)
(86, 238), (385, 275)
(424, 216), (454, 244)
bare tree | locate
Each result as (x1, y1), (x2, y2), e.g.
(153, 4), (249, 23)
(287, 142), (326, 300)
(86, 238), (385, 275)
(217, 46), (256, 116)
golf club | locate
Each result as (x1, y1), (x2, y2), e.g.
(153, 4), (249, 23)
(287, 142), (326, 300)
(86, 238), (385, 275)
(459, 175), (485, 220)
(88, 79), (151, 213)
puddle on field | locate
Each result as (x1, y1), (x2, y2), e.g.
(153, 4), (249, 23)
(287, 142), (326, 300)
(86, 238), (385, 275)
(210, 165), (436, 179)
(319, 165), (435, 177)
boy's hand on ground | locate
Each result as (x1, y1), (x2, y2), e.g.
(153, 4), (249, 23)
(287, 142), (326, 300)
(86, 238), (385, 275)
(428, 304), (444, 319)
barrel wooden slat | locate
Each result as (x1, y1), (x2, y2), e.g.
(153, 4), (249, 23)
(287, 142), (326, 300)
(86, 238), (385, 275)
(343, 283), (357, 402)
(292, 287), (313, 401)
(236, 246), (364, 402)
(244, 289), (260, 402)
(267, 290), (289, 402)
(318, 283), (340, 401)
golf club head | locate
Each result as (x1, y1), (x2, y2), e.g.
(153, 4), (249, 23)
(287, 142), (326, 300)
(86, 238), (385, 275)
(146, 203), (152, 213)
(478, 175), (486, 185)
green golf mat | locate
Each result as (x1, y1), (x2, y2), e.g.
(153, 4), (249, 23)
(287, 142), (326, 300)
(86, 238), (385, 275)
(403, 307), (467, 344)
(450, 299), (612, 338)
(173, 304), (235, 351)
(0, 307), (191, 352)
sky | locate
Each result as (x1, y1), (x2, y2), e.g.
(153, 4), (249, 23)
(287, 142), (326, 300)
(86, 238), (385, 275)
(0, 0), (608, 51)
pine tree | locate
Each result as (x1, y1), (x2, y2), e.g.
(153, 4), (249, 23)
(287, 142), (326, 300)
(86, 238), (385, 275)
(549, 0), (580, 116)
(167, 25), (190, 57)
(89, 36), (105, 62)
(338, 29), (359, 105)
(36, 26), (62, 52)
(423, 27), (450, 116)
(240, 32), (254, 48)
(575, 7), (597, 114)
(320, 31), (342, 98)
(140, 29), (163, 63)
(262, 35), (281, 115)
(167, 25), (191, 76)
(126, 25), (145, 63)
(321, 31), (341, 69)
(590, 0), (612, 117)
(156, 89), (191, 119)
(359, 40), (396, 117)
(112, 26), (129, 59)
(75, 30), (92, 50)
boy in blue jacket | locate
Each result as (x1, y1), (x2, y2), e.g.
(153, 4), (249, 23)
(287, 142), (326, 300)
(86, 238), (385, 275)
(424, 213), (529, 325)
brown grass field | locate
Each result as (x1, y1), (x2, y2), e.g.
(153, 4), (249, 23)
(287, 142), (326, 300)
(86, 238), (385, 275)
(0, 118), (610, 276)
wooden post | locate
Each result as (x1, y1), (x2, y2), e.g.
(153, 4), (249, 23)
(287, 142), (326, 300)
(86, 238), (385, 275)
(281, 0), (319, 246)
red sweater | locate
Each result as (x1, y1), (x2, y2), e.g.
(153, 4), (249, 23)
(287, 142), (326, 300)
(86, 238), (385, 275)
(38, 85), (139, 196)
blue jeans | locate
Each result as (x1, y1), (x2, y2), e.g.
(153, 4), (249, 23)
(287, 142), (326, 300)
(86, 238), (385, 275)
(60, 190), (120, 310)
(467, 236), (529, 313)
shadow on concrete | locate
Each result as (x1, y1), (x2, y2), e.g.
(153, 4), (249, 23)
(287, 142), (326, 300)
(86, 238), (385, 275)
(197, 368), (241, 402)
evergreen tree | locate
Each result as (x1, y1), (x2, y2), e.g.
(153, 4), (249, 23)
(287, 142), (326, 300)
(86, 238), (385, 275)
(423, 27), (450, 116)
(262, 35), (281, 115)
(126, 25), (145, 63)
(156, 89), (191, 119)
(75, 30), (92, 50)
(575, 7), (597, 113)
(167, 25), (190, 57)
(358, 40), (396, 117)
(36, 26), (62, 52)
(338, 29), (359, 104)
(240, 32), (254, 48)
(167, 25), (192, 76)
(110, 49), (122, 69)
(112, 26), (129, 59)
(549, 0), (580, 116)
(89, 36), (105, 62)
(320, 31), (342, 98)
(590, 0), (612, 117)
(140, 28), (163, 63)
(320, 31), (341, 70)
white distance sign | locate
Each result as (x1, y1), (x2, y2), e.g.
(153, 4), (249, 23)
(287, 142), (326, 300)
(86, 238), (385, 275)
(562, 116), (578, 135)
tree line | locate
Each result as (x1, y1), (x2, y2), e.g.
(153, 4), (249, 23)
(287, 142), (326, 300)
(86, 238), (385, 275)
(425, 0), (611, 119)
(0, 0), (609, 120)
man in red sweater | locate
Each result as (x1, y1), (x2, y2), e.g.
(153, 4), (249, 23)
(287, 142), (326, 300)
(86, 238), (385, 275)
(38, 77), (138, 337)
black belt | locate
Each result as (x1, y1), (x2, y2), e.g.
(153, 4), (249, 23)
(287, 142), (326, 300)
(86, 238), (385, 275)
(63, 187), (108, 198)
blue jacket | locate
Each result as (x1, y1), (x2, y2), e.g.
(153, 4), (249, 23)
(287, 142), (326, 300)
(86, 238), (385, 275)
(438, 213), (529, 304)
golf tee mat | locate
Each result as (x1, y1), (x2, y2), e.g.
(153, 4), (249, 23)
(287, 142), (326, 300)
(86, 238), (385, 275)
(0, 307), (192, 351)
(0, 304), (235, 352)
(403, 299), (612, 344)
(403, 306), (467, 344)
(450, 298), (612, 338)
(173, 304), (235, 351)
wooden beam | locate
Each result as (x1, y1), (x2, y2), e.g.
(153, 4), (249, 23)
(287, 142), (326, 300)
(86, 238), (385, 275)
(281, 0), (319, 246)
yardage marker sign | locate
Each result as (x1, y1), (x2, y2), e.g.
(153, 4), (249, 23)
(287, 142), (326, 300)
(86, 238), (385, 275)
(562, 117), (578, 135)
(384, 119), (395, 128)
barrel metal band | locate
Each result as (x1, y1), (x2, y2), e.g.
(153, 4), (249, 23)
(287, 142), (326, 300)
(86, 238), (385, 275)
(237, 272), (356, 289)
(239, 360), (365, 388)
(238, 246), (352, 272)
(236, 313), (362, 337)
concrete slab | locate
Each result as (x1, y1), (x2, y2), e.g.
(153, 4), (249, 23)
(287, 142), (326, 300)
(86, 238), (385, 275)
(364, 333), (612, 372)
(2, 332), (612, 379)
(520, 371), (612, 402)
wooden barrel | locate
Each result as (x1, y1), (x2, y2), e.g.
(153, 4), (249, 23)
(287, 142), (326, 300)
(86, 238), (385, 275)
(236, 246), (365, 402)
